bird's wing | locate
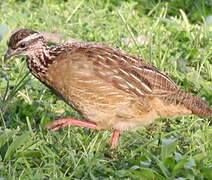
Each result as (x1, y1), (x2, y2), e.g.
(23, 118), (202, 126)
(83, 44), (180, 97)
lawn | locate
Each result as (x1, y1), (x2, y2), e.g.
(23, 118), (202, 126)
(0, 0), (212, 179)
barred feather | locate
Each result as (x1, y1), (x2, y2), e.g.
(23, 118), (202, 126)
(5, 28), (212, 123)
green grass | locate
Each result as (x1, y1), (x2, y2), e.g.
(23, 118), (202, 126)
(0, 0), (212, 179)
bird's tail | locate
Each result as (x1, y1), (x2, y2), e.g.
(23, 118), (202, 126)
(176, 90), (212, 118)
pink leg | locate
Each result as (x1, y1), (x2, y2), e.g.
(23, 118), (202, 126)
(110, 130), (121, 149)
(45, 118), (97, 131)
(45, 118), (121, 148)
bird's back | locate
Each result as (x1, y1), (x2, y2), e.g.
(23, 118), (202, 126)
(39, 42), (211, 131)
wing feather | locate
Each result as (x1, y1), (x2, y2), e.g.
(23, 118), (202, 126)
(61, 43), (179, 97)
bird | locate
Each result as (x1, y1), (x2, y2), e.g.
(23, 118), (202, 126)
(4, 28), (212, 148)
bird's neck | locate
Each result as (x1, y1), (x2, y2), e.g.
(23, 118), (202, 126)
(27, 44), (68, 78)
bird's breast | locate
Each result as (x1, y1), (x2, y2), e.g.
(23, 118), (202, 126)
(43, 58), (135, 122)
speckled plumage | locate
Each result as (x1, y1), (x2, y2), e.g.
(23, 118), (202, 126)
(4, 29), (212, 135)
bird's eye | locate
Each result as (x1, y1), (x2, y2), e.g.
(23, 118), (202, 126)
(19, 42), (26, 48)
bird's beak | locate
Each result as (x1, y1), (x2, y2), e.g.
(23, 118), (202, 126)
(4, 48), (17, 60)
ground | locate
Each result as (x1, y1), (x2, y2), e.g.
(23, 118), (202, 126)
(0, 0), (212, 179)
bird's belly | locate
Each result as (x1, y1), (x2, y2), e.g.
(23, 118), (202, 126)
(43, 62), (160, 131)
(56, 84), (159, 131)
(43, 60), (191, 131)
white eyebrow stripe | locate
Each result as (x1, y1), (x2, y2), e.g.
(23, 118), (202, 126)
(17, 33), (43, 46)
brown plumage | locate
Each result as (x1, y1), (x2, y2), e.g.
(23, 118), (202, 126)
(4, 29), (212, 147)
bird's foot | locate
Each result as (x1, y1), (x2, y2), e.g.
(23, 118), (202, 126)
(45, 118), (97, 131)
(45, 118), (121, 148)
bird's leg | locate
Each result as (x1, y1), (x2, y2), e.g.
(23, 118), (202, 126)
(110, 129), (121, 149)
(45, 118), (121, 148)
(45, 118), (97, 131)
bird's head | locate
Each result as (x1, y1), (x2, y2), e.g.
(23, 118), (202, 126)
(4, 28), (45, 60)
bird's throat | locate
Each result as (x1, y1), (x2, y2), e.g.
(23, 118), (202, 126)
(27, 46), (53, 77)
